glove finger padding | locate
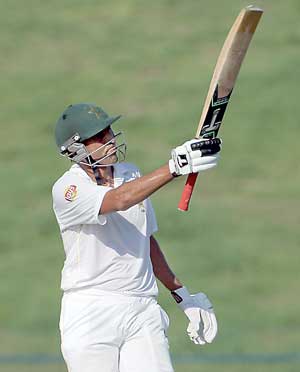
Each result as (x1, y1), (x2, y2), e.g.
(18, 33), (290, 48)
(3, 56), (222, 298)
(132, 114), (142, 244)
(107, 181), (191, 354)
(192, 293), (218, 343)
(187, 324), (206, 345)
(188, 138), (222, 154)
(193, 162), (217, 173)
(186, 310), (206, 345)
(200, 309), (218, 343)
(190, 152), (220, 163)
(191, 153), (220, 172)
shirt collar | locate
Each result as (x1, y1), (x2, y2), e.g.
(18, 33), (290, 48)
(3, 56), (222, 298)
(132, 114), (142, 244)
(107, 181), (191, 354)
(113, 163), (130, 187)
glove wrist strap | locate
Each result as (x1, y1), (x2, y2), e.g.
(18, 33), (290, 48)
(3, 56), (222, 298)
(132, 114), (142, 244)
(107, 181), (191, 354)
(171, 286), (191, 310)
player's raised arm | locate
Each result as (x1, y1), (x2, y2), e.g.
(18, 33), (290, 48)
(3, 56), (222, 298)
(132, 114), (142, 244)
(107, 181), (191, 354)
(100, 138), (221, 214)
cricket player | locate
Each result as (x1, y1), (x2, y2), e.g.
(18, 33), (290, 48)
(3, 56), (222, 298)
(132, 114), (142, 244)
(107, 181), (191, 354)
(52, 103), (221, 372)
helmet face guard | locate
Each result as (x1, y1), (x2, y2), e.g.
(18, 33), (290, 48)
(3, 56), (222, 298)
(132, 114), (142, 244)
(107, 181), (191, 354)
(60, 131), (127, 167)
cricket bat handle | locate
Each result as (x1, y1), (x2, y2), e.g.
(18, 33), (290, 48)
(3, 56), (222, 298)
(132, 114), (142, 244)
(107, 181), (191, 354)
(177, 173), (199, 211)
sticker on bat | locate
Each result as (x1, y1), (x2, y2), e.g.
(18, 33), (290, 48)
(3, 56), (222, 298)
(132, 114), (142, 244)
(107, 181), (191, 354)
(200, 85), (232, 139)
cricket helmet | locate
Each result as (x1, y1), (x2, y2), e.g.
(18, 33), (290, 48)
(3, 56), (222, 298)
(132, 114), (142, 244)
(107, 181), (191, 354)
(55, 103), (126, 167)
(55, 103), (121, 150)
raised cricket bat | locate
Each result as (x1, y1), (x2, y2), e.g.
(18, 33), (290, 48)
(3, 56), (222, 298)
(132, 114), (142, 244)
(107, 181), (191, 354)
(178, 5), (263, 211)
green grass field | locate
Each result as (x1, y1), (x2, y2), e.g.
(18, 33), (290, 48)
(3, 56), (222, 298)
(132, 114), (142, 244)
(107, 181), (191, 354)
(1, 0), (300, 371)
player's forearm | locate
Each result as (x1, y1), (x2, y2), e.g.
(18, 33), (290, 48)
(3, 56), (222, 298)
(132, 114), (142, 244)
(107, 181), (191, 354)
(150, 235), (182, 291)
(101, 164), (174, 213)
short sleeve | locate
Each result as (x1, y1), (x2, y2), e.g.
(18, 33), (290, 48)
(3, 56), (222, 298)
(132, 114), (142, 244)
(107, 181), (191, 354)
(52, 176), (111, 231)
(145, 198), (158, 236)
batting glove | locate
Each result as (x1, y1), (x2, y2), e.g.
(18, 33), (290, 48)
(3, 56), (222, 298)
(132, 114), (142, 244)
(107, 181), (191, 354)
(168, 138), (221, 176)
(171, 286), (218, 345)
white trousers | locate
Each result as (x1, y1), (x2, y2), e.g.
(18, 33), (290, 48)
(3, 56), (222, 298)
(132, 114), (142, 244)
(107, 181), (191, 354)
(59, 290), (174, 372)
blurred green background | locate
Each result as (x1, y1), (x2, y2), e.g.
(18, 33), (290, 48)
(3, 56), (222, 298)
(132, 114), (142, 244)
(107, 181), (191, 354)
(1, 0), (299, 371)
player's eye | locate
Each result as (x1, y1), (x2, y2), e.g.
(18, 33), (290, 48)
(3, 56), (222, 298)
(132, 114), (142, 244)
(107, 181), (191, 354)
(93, 127), (112, 141)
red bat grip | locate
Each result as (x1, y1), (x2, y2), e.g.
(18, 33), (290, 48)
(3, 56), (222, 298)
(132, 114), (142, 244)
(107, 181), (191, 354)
(177, 173), (199, 211)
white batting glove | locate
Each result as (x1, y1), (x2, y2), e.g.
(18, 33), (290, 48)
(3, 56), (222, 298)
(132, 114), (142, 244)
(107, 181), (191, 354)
(171, 286), (218, 345)
(168, 138), (221, 176)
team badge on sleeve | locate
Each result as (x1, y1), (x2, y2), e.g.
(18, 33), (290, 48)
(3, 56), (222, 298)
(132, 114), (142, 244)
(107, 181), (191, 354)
(64, 185), (78, 201)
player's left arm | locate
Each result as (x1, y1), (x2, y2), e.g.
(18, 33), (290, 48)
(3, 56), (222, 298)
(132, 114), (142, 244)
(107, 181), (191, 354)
(150, 235), (183, 291)
(150, 235), (218, 345)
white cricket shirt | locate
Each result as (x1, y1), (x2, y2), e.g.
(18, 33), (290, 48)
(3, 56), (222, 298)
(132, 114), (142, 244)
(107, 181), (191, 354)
(52, 163), (158, 297)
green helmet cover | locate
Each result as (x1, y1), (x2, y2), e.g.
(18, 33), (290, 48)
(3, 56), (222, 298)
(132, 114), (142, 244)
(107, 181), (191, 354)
(55, 103), (121, 149)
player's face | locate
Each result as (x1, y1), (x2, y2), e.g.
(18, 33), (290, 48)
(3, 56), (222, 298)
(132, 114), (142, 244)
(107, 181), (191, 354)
(84, 127), (118, 165)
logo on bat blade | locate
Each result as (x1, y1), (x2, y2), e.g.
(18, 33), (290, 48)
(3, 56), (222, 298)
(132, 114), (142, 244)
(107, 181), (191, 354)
(202, 108), (222, 137)
(64, 185), (78, 201)
(200, 87), (232, 138)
